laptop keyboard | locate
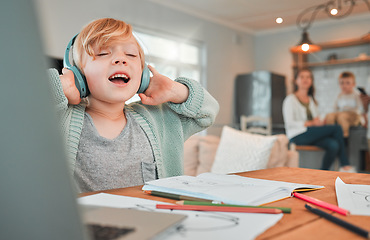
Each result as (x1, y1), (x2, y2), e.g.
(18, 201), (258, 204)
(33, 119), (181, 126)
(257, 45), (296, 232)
(87, 224), (135, 240)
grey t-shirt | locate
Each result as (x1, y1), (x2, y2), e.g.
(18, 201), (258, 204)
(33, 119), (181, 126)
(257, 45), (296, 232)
(74, 110), (156, 192)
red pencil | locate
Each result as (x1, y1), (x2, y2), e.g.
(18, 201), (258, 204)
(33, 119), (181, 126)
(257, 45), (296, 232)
(293, 192), (350, 216)
(156, 204), (282, 214)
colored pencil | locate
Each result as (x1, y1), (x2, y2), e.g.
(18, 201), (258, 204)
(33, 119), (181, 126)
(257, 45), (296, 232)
(176, 200), (291, 213)
(144, 190), (216, 202)
(156, 204), (283, 214)
(293, 192), (350, 216)
(305, 204), (369, 238)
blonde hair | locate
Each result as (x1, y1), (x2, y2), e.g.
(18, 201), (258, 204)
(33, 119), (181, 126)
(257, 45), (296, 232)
(339, 71), (356, 84)
(72, 18), (145, 72)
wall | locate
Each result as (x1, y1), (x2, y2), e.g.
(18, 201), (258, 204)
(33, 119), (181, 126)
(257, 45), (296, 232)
(254, 14), (370, 95)
(34, 0), (370, 135)
(34, 0), (255, 136)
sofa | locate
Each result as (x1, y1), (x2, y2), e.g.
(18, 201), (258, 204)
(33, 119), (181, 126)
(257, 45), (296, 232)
(184, 129), (299, 176)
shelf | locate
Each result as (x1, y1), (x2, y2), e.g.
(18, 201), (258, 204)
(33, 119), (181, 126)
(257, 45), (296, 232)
(318, 35), (370, 49)
(292, 56), (370, 68)
(291, 34), (370, 70)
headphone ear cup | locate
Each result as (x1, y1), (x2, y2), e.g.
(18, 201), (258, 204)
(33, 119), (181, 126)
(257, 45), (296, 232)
(68, 66), (89, 98)
(137, 64), (150, 93)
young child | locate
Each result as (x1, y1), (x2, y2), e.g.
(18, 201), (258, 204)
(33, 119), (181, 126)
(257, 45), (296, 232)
(48, 18), (219, 192)
(325, 71), (363, 137)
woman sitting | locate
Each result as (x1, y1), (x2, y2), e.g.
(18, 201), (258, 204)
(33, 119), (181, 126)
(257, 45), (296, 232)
(282, 68), (355, 172)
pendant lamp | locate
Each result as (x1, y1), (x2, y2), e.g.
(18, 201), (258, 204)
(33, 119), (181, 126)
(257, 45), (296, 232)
(290, 31), (321, 53)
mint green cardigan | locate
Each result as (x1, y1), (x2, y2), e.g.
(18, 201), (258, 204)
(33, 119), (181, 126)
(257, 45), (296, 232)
(48, 69), (219, 180)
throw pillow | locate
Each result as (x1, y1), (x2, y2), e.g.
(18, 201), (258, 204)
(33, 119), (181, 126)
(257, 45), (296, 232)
(211, 126), (277, 174)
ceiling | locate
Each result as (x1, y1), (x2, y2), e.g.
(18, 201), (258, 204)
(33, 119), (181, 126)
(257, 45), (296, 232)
(147, 0), (370, 33)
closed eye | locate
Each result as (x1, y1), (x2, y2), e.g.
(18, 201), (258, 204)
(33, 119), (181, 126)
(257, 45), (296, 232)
(126, 53), (137, 57)
(97, 52), (109, 56)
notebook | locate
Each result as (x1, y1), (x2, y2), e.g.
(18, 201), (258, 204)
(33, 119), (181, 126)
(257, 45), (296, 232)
(143, 172), (324, 206)
(0, 1), (185, 240)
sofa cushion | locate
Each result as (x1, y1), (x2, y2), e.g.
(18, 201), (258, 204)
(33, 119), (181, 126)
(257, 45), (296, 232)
(197, 135), (220, 175)
(183, 135), (200, 176)
(266, 134), (288, 168)
(211, 126), (277, 174)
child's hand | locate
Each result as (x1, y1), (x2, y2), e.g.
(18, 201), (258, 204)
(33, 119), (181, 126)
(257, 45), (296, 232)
(60, 68), (81, 105)
(138, 65), (189, 105)
(360, 94), (370, 110)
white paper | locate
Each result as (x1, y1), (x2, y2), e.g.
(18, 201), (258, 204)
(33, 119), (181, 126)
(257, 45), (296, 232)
(78, 193), (283, 240)
(335, 177), (370, 216)
(143, 172), (324, 205)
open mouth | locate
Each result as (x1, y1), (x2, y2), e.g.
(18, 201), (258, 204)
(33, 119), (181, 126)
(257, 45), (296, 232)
(108, 73), (130, 84)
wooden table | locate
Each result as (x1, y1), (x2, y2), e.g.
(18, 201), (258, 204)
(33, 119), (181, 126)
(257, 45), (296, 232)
(81, 167), (370, 240)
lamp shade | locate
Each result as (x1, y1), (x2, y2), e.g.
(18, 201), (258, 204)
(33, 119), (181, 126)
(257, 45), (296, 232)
(361, 32), (370, 41)
(290, 31), (321, 53)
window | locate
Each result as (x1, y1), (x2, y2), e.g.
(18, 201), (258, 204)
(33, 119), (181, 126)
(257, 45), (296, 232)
(126, 30), (205, 104)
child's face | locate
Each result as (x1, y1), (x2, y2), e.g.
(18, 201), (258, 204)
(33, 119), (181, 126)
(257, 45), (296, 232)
(339, 77), (355, 94)
(81, 36), (143, 103)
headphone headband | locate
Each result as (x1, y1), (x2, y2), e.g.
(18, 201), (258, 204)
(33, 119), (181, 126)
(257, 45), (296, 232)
(63, 34), (77, 70)
(63, 34), (89, 98)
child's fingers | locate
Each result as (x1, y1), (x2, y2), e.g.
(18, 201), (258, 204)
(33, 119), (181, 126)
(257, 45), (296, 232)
(61, 68), (75, 81)
(147, 65), (158, 76)
(62, 67), (71, 75)
(138, 93), (154, 105)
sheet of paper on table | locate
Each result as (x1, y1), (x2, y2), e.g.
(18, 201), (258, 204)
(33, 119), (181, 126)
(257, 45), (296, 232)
(335, 177), (370, 216)
(78, 193), (283, 240)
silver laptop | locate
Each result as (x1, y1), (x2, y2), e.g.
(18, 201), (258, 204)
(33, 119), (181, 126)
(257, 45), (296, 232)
(0, 1), (185, 240)
(81, 206), (186, 240)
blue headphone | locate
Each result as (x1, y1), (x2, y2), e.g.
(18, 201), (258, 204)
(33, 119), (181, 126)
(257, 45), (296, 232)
(63, 34), (150, 98)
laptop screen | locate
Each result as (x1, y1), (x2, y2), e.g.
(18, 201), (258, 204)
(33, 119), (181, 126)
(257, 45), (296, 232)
(0, 1), (89, 239)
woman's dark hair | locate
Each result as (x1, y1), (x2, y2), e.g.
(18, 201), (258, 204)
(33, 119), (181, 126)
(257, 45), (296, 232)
(294, 68), (317, 104)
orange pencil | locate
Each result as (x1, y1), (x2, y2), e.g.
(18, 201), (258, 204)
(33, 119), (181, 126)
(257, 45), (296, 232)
(156, 204), (282, 214)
